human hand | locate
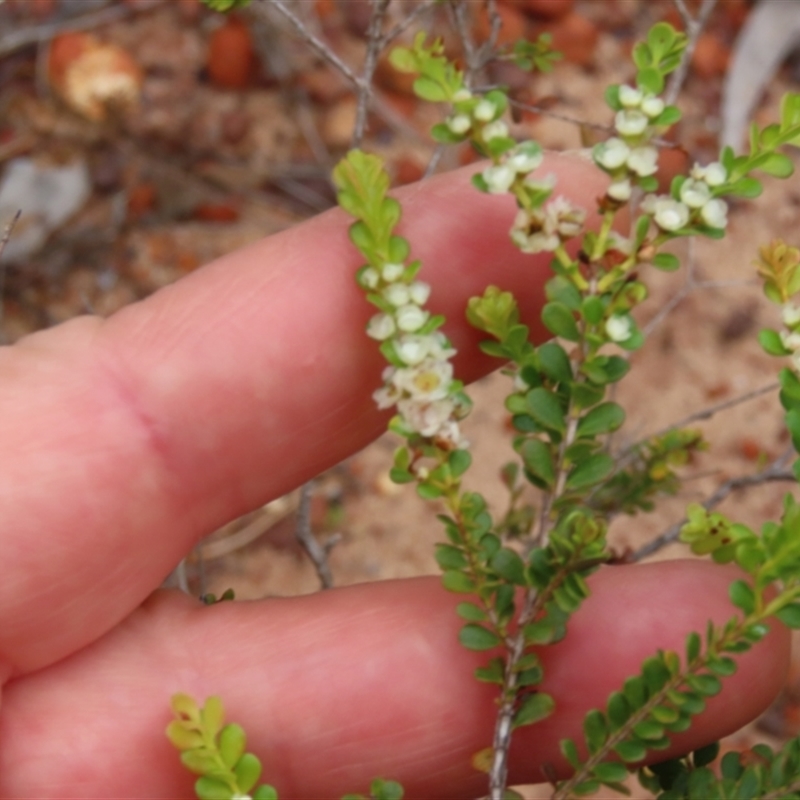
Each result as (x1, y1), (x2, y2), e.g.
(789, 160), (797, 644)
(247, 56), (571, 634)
(0, 155), (789, 799)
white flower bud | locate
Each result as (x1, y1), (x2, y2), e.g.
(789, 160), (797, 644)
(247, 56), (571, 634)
(653, 198), (690, 231)
(615, 109), (649, 137)
(679, 178), (711, 209)
(360, 267), (380, 289)
(700, 198), (728, 230)
(605, 315), (632, 343)
(781, 330), (800, 350)
(507, 145), (543, 174)
(618, 85), (643, 108)
(473, 98), (496, 121)
(481, 120), (509, 141)
(408, 281), (431, 306)
(382, 262), (405, 281)
(783, 304), (800, 328)
(703, 162), (727, 186)
(593, 137), (631, 170)
(396, 304), (429, 332)
(452, 88), (472, 102)
(627, 145), (658, 176)
(366, 313), (396, 341)
(607, 178), (632, 202)
(395, 334), (430, 366)
(641, 96), (665, 119)
(482, 164), (516, 194)
(447, 114), (471, 135)
(384, 283), (410, 307)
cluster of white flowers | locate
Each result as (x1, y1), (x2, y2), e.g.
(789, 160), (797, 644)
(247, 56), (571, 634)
(593, 85), (665, 202)
(510, 193), (587, 254)
(363, 263), (466, 448)
(445, 89), (511, 147)
(642, 161), (729, 233)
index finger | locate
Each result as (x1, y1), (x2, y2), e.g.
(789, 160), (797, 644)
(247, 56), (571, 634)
(0, 154), (608, 675)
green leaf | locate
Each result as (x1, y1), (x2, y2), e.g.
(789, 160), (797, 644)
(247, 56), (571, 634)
(546, 276), (582, 309)
(475, 656), (505, 684)
(607, 692), (632, 730)
(693, 742), (720, 768)
(642, 657), (671, 692)
(541, 302), (581, 341)
(521, 439), (556, 487)
(448, 449), (472, 478)
(592, 762), (629, 783)
(685, 631), (701, 663)
(614, 739), (647, 762)
(565, 453), (614, 491)
(561, 738), (581, 768)
(195, 776), (235, 800)
(182, 749), (222, 775)
(576, 402), (625, 438)
(581, 296), (606, 326)
(759, 328), (791, 357)
(166, 722), (204, 750)
(637, 67), (663, 95)
(435, 544), (467, 570)
(583, 709), (609, 753)
(775, 602), (800, 628)
(725, 177), (762, 198)
(490, 548), (527, 585)
(526, 388), (567, 434)
(538, 341), (573, 384)
(456, 602), (487, 621)
(758, 152), (794, 178)
(413, 75), (449, 102)
(370, 779), (404, 800)
(459, 623), (501, 651)
(633, 720), (665, 740)
(441, 570), (475, 593)
(234, 753), (262, 794)
(685, 673), (722, 696)
(729, 579), (756, 614)
(513, 691), (555, 729)
(652, 252), (680, 271)
(218, 724), (246, 770)
(523, 619), (557, 645)
(253, 786), (279, 800)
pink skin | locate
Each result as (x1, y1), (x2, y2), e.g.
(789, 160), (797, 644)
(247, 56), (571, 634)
(0, 155), (789, 798)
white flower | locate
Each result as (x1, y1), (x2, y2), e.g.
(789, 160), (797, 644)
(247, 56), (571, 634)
(384, 283), (410, 307)
(545, 196), (586, 238)
(408, 280), (431, 306)
(607, 178), (632, 202)
(641, 96), (665, 119)
(593, 137), (631, 170)
(382, 262), (404, 281)
(426, 332), (457, 361)
(691, 161), (727, 187)
(523, 172), (557, 193)
(605, 315), (632, 343)
(447, 114), (471, 135)
(473, 98), (497, 121)
(618, 85), (643, 108)
(783, 304), (800, 328)
(360, 267), (380, 289)
(453, 88), (472, 102)
(627, 145), (658, 176)
(395, 334), (431, 366)
(507, 143), (543, 174)
(366, 313), (396, 341)
(781, 330), (800, 350)
(510, 208), (558, 254)
(373, 379), (400, 409)
(792, 350), (800, 374)
(396, 304), (429, 332)
(700, 198), (728, 229)
(481, 120), (509, 141)
(397, 397), (456, 436)
(615, 109), (649, 137)
(482, 164), (516, 194)
(392, 358), (453, 401)
(679, 179), (711, 209)
(607, 230), (633, 254)
(650, 197), (690, 231)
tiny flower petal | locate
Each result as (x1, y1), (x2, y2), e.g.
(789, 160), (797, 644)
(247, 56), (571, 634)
(605, 315), (632, 342)
(382, 262), (405, 281)
(783, 303), (800, 328)
(507, 143), (543, 174)
(593, 137), (631, 170)
(447, 114), (471, 135)
(618, 85), (643, 108)
(360, 267), (380, 289)
(641, 96), (665, 119)
(653, 198), (690, 231)
(395, 334), (430, 366)
(679, 178), (711, 209)
(482, 164), (516, 194)
(473, 98), (496, 121)
(615, 109), (649, 137)
(408, 280), (431, 305)
(367, 313), (396, 341)
(607, 178), (632, 201)
(482, 120), (509, 141)
(384, 283), (410, 307)
(700, 198), (728, 229)
(627, 145), (658, 176)
(396, 304), (429, 332)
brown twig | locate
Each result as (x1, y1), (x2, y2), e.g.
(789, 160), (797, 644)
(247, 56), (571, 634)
(295, 481), (338, 590)
(353, 0), (391, 149)
(664, 0), (718, 106)
(631, 452), (795, 561)
(381, 0), (438, 47)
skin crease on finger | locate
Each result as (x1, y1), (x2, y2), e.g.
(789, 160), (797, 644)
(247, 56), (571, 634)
(0, 564), (790, 799)
(0, 153), (606, 678)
